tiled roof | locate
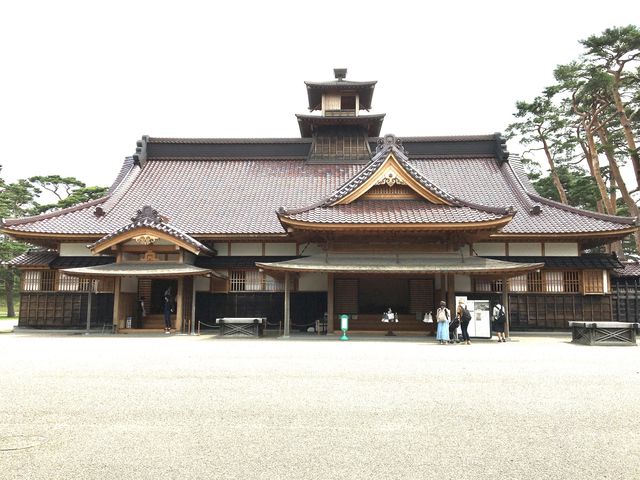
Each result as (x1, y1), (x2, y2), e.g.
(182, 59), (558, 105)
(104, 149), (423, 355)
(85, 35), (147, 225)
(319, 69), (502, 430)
(5, 249), (58, 267)
(485, 255), (623, 270)
(50, 256), (116, 268)
(281, 201), (506, 225)
(613, 262), (640, 277)
(2, 135), (635, 239)
(90, 207), (213, 255)
(195, 256), (301, 269)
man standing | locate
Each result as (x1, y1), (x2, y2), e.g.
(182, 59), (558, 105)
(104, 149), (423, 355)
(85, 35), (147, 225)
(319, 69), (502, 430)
(163, 287), (173, 334)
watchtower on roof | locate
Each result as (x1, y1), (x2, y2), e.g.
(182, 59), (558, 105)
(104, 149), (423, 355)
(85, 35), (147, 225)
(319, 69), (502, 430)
(296, 69), (386, 164)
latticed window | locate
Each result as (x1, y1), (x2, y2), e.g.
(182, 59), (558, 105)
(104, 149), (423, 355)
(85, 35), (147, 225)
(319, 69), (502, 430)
(544, 271), (564, 293)
(40, 270), (56, 291)
(22, 271), (41, 291)
(474, 278), (503, 293)
(563, 271), (580, 293)
(58, 273), (80, 291)
(509, 274), (527, 292)
(583, 270), (604, 294)
(527, 271), (543, 292)
(229, 270), (284, 292)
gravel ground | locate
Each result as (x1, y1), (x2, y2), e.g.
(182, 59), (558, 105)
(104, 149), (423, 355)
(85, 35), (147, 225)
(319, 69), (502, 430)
(0, 332), (639, 480)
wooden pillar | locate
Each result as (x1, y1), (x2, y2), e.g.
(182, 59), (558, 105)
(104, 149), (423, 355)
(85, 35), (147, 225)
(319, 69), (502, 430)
(283, 272), (290, 338)
(502, 274), (510, 338)
(447, 274), (455, 310)
(112, 277), (121, 330)
(191, 277), (197, 335)
(176, 277), (184, 332)
(327, 273), (334, 333)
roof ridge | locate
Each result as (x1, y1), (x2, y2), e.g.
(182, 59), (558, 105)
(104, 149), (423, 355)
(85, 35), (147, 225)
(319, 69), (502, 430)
(148, 137), (312, 145)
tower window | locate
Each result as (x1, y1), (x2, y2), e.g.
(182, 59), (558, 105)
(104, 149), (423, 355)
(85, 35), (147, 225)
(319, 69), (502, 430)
(341, 95), (356, 110)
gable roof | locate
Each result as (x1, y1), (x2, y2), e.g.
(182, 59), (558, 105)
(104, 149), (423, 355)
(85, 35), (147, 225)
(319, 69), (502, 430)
(1, 135), (635, 245)
(89, 206), (214, 255)
(277, 135), (514, 231)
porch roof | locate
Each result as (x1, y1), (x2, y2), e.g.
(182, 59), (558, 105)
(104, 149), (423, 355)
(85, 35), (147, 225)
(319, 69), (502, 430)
(61, 262), (217, 278)
(256, 253), (543, 277)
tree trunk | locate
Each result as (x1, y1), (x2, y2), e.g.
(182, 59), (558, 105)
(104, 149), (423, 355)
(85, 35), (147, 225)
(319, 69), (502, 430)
(610, 71), (640, 188)
(583, 124), (616, 215)
(6, 270), (15, 318)
(538, 126), (568, 203)
(597, 125), (640, 254)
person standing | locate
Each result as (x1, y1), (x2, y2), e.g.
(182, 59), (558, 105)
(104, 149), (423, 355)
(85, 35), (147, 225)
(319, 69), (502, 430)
(163, 287), (173, 334)
(436, 300), (450, 345)
(137, 296), (146, 329)
(458, 301), (472, 345)
(492, 302), (506, 342)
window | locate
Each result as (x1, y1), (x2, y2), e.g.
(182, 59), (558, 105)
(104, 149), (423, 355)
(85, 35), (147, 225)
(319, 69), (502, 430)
(544, 271), (563, 292)
(340, 95), (356, 110)
(474, 270), (592, 294)
(229, 270), (285, 292)
(509, 274), (527, 292)
(583, 270), (604, 294)
(22, 271), (42, 291)
(526, 271), (543, 292)
(474, 278), (503, 293)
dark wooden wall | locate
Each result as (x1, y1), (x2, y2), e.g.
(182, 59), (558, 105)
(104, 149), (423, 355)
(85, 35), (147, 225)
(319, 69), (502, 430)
(195, 292), (327, 331)
(19, 293), (114, 328)
(508, 294), (612, 330)
(611, 278), (640, 323)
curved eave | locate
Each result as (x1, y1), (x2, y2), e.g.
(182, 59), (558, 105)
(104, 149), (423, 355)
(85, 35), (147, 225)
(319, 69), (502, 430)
(490, 227), (638, 241)
(0, 229), (102, 241)
(257, 255), (543, 277)
(61, 263), (217, 278)
(278, 215), (514, 232)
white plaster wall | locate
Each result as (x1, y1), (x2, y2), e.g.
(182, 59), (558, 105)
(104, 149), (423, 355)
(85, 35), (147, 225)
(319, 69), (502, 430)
(454, 275), (471, 292)
(299, 243), (325, 255)
(509, 243), (542, 256)
(121, 277), (138, 293)
(230, 243), (262, 256)
(473, 243), (506, 256)
(265, 243), (297, 256)
(298, 273), (328, 291)
(544, 243), (579, 256)
(59, 243), (92, 256)
(213, 243), (229, 256)
(194, 277), (210, 292)
(603, 271), (609, 293)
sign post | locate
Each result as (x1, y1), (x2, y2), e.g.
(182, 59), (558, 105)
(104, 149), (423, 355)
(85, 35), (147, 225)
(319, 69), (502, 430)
(340, 314), (349, 341)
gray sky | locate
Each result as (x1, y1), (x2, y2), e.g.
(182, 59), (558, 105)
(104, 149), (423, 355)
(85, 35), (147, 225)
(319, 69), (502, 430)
(1, 0), (637, 189)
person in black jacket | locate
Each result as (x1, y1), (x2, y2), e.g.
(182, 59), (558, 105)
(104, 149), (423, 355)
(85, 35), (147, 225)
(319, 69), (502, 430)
(458, 301), (472, 345)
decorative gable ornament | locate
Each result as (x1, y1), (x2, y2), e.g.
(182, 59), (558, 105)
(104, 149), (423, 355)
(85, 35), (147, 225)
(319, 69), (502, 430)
(131, 205), (166, 224)
(133, 234), (159, 246)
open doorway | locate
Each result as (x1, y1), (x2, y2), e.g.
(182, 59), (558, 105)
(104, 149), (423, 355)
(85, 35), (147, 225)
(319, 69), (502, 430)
(138, 278), (178, 315)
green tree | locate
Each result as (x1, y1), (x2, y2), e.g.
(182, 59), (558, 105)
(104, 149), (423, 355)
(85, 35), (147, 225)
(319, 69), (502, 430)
(1, 170), (108, 316)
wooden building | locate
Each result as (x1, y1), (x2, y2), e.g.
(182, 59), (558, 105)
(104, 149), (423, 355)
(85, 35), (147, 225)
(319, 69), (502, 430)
(3, 69), (638, 333)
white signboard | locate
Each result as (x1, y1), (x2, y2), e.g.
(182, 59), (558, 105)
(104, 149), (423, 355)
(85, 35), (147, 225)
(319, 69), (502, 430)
(455, 296), (492, 339)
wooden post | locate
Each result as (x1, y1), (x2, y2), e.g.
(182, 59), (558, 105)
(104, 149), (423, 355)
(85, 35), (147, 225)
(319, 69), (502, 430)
(447, 274), (455, 311)
(283, 272), (290, 338)
(327, 273), (334, 334)
(502, 274), (510, 338)
(112, 277), (121, 330)
(191, 277), (197, 335)
(176, 277), (184, 332)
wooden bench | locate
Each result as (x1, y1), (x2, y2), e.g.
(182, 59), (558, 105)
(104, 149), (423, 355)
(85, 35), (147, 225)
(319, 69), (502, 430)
(569, 321), (639, 346)
(216, 317), (265, 337)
